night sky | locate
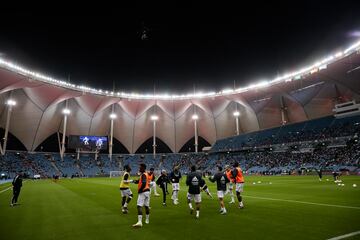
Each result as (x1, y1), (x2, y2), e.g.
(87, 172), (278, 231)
(1, 2), (360, 95)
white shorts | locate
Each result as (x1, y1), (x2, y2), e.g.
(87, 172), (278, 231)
(217, 190), (225, 199)
(120, 188), (133, 197)
(172, 183), (180, 191)
(150, 181), (156, 187)
(228, 182), (233, 190)
(137, 191), (150, 207)
(236, 183), (244, 193)
(187, 192), (201, 203)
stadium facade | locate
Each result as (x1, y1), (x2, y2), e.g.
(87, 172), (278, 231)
(0, 41), (359, 154)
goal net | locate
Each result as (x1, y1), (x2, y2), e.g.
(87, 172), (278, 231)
(109, 171), (124, 178)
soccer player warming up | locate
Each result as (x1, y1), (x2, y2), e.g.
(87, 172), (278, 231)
(132, 163), (151, 228)
(148, 168), (160, 196)
(119, 165), (133, 214)
(170, 166), (182, 205)
(156, 170), (171, 206)
(186, 165), (211, 219)
(317, 168), (323, 181)
(231, 162), (245, 209)
(225, 165), (235, 204)
(10, 172), (23, 207)
(209, 166), (230, 214)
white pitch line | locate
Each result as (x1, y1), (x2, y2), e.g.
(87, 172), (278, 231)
(243, 195), (360, 210)
(0, 186), (12, 194)
(327, 230), (360, 240)
(0, 180), (28, 194)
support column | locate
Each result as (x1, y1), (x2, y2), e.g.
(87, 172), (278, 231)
(60, 102), (70, 160)
(109, 117), (114, 161)
(109, 106), (116, 161)
(1, 100), (16, 156)
(60, 113), (68, 159)
(280, 96), (287, 125)
(151, 115), (158, 159)
(192, 114), (199, 153)
(233, 111), (240, 136)
(194, 119), (198, 153)
(153, 120), (156, 158)
(235, 116), (240, 135)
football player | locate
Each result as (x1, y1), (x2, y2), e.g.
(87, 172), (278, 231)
(169, 166), (182, 205)
(225, 165), (235, 203)
(231, 162), (245, 209)
(148, 168), (160, 196)
(119, 165), (133, 213)
(132, 163), (151, 228)
(209, 166), (230, 214)
(186, 165), (211, 219)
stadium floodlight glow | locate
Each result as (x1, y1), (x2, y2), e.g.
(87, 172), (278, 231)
(319, 65), (327, 70)
(221, 89), (234, 94)
(6, 99), (16, 106)
(109, 113), (117, 119)
(62, 108), (71, 115)
(192, 114), (199, 120)
(233, 111), (240, 117)
(344, 40), (360, 54)
(253, 81), (270, 88)
(335, 52), (343, 58)
(151, 115), (159, 121)
(0, 39), (360, 100)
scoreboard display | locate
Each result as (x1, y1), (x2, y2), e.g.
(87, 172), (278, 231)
(68, 135), (108, 150)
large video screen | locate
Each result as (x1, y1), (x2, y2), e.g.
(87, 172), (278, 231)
(68, 135), (108, 150)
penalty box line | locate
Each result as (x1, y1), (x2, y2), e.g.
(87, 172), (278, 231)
(243, 195), (360, 210)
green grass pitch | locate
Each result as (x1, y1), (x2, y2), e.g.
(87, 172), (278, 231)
(0, 175), (359, 240)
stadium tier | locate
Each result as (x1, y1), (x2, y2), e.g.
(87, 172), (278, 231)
(212, 114), (360, 152)
(1, 114), (359, 178)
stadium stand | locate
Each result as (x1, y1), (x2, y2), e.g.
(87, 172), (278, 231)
(0, 114), (359, 179)
(211, 115), (360, 152)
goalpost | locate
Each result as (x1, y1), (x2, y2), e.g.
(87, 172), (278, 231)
(109, 171), (124, 178)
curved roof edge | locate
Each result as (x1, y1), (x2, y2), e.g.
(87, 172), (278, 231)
(0, 39), (359, 100)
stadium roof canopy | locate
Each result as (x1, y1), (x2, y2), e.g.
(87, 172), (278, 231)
(0, 40), (359, 153)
